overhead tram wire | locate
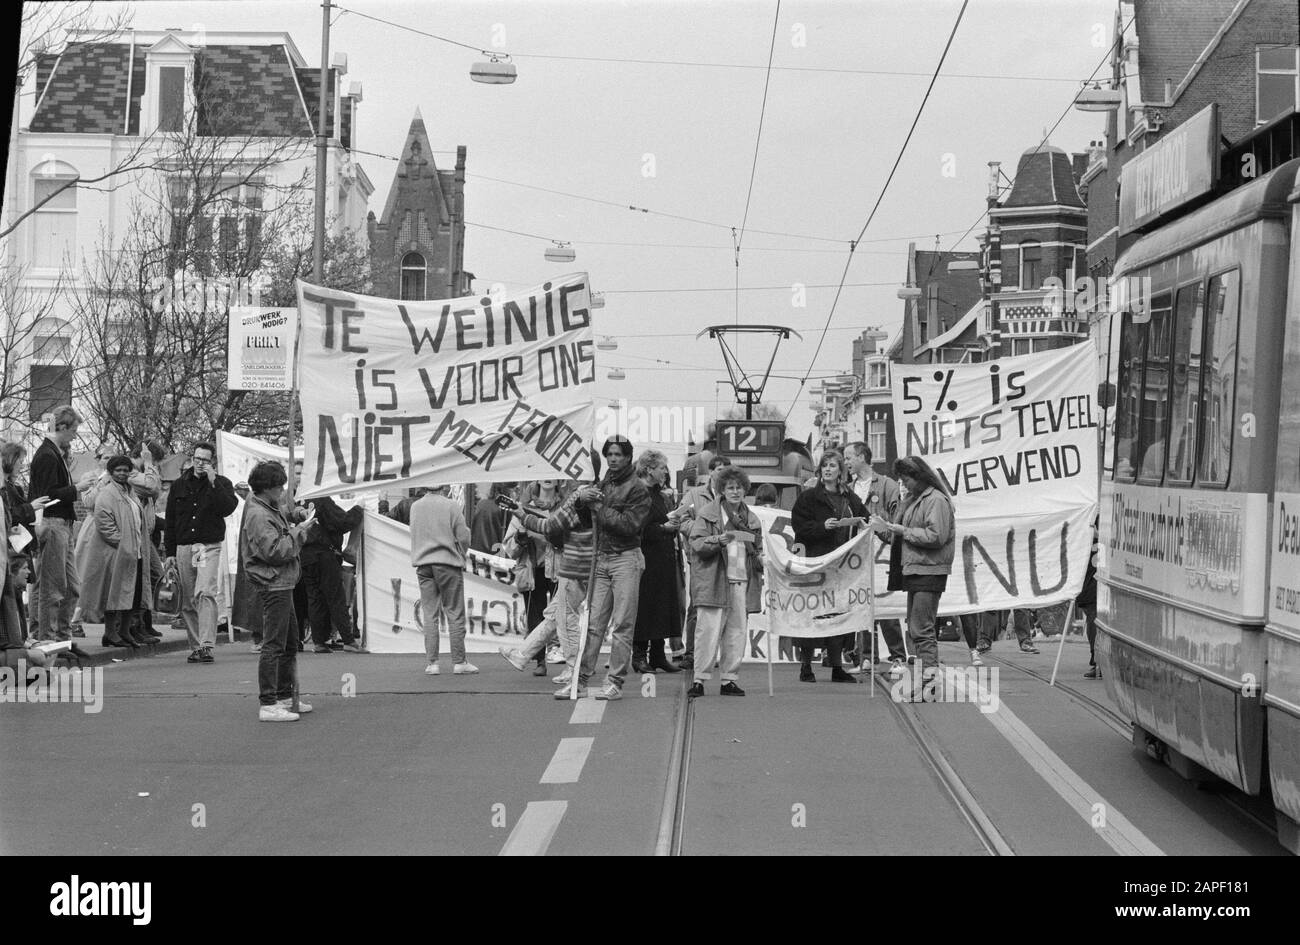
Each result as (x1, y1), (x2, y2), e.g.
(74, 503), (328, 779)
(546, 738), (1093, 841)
(785, 0), (971, 421)
(734, 0), (783, 330)
(937, 13), (1137, 258)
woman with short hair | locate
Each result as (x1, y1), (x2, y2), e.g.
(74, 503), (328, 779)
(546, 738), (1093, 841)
(76, 455), (152, 648)
(873, 455), (955, 672)
(687, 464), (763, 697)
(790, 450), (868, 682)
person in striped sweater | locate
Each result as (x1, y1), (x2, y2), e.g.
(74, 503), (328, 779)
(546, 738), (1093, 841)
(497, 480), (596, 695)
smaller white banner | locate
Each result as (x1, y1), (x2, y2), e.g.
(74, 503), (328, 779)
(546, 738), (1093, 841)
(227, 306), (297, 391)
(761, 526), (876, 639)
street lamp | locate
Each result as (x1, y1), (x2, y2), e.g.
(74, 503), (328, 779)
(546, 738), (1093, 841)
(596, 335), (618, 351)
(545, 241), (575, 263)
(947, 260), (979, 273)
(590, 291), (606, 309)
(471, 54), (517, 85)
(896, 284), (922, 300)
(1074, 82), (1123, 112)
(607, 368), (626, 380)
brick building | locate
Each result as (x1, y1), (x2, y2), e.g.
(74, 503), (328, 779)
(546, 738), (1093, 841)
(367, 109), (470, 301)
(1081, 0), (1300, 284)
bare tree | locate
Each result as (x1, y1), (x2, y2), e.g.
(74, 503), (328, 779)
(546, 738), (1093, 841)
(70, 63), (314, 453)
(0, 255), (72, 427)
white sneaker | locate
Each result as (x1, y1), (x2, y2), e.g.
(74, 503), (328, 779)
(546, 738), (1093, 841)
(546, 646), (565, 664)
(498, 646), (528, 672)
(249, 643), (262, 653)
(424, 663), (440, 675)
(594, 683), (622, 701)
(259, 704), (300, 722)
(552, 670), (573, 685)
(969, 649), (983, 667)
(278, 698), (312, 714)
(888, 660), (907, 679)
(453, 661), (479, 674)
(554, 685), (588, 700)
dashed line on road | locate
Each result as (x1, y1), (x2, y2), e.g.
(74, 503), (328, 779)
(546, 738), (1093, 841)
(499, 800), (568, 856)
(979, 688), (1165, 856)
(568, 697), (606, 724)
(539, 737), (595, 783)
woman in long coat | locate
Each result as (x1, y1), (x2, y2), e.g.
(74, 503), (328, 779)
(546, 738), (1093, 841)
(633, 449), (684, 673)
(77, 455), (153, 647)
(790, 450), (868, 683)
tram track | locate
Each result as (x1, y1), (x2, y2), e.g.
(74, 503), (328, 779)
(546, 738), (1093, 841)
(654, 676), (694, 855)
(984, 649), (1282, 845)
(879, 669), (1015, 856)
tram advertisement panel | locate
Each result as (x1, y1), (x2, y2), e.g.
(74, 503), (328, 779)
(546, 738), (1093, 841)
(891, 342), (1100, 613)
(295, 275), (598, 500)
(1271, 491), (1300, 632)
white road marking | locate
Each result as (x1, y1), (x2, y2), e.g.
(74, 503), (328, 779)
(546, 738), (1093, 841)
(498, 800), (568, 856)
(978, 687), (1165, 856)
(569, 697), (606, 724)
(539, 737), (594, 784)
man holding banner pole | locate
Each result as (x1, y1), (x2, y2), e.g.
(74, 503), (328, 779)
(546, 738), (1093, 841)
(844, 441), (908, 672)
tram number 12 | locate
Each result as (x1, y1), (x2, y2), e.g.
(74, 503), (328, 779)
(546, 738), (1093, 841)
(723, 425), (758, 452)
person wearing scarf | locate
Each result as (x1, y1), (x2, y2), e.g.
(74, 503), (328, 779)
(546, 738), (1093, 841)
(687, 464), (763, 697)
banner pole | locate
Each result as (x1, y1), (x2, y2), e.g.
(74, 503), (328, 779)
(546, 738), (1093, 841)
(358, 515), (368, 650)
(288, 298), (303, 709)
(1049, 599), (1076, 688)
(766, 624), (774, 697)
(570, 504), (600, 701)
(868, 533), (876, 700)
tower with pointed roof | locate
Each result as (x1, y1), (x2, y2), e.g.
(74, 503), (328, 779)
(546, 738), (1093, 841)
(367, 109), (469, 301)
(980, 141), (1091, 357)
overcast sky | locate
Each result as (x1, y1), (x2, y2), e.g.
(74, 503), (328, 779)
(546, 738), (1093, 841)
(22, 0), (1115, 441)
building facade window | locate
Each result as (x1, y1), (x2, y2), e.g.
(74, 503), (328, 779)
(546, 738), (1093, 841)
(1257, 45), (1299, 125)
(867, 360), (889, 390)
(31, 172), (77, 269)
(400, 251), (426, 300)
(868, 418), (888, 462)
(28, 322), (73, 421)
(158, 65), (187, 132)
(1019, 241), (1042, 290)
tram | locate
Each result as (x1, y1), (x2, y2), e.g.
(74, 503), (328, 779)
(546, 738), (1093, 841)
(1094, 150), (1300, 854)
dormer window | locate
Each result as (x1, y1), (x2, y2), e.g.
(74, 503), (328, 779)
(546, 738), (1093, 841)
(158, 66), (186, 132)
(143, 33), (195, 136)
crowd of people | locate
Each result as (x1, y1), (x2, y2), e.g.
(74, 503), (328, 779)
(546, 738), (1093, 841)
(0, 408), (1100, 722)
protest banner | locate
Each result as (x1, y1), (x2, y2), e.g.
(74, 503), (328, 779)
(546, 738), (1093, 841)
(227, 306), (297, 391)
(760, 526), (877, 638)
(294, 276), (598, 500)
(891, 341), (1100, 613)
(358, 510), (586, 653)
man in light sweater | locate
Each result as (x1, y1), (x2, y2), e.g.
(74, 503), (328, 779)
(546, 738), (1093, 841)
(409, 484), (476, 675)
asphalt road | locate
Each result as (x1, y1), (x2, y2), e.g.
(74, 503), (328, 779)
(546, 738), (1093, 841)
(0, 637), (1288, 855)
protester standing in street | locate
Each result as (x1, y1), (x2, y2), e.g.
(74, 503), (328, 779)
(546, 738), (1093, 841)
(300, 494), (366, 654)
(843, 441), (907, 671)
(1, 442), (53, 642)
(127, 441), (164, 643)
(410, 484), (476, 675)
(873, 456), (955, 675)
(164, 441), (238, 664)
(506, 479), (563, 675)
(31, 406), (96, 643)
(243, 461), (315, 722)
(77, 456), (152, 649)
(791, 450), (868, 683)
(687, 464), (762, 698)
(671, 454), (731, 670)
(631, 452), (682, 674)
(470, 482), (514, 554)
(581, 436), (651, 701)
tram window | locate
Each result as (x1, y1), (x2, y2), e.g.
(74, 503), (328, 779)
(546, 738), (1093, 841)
(1136, 293), (1173, 482)
(1112, 310), (1145, 481)
(1197, 270), (1240, 485)
(1166, 282), (1205, 482)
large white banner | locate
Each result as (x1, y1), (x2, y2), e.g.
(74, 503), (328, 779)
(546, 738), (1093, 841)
(227, 306), (297, 391)
(295, 276), (598, 500)
(359, 510), (534, 653)
(891, 342), (1100, 614)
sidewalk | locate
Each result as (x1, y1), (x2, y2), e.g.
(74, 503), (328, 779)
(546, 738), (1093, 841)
(45, 614), (243, 667)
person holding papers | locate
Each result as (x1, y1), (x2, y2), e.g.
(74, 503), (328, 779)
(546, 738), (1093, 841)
(791, 451), (868, 683)
(872, 456), (955, 674)
(687, 464), (763, 698)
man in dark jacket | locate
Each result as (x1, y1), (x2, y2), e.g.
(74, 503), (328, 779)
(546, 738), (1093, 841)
(164, 440), (238, 663)
(30, 405), (97, 642)
(301, 494), (365, 653)
(582, 436), (651, 701)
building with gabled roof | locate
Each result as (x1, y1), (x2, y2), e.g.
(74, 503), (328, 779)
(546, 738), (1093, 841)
(367, 109), (470, 301)
(2, 28), (373, 438)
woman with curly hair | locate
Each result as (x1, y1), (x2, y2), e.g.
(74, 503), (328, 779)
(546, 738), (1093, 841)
(687, 464), (763, 697)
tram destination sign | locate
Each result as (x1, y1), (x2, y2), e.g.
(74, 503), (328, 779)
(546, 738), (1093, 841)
(717, 419), (784, 467)
(1119, 103), (1219, 235)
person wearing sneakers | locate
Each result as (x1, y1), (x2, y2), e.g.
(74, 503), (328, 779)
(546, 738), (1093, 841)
(496, 470), (596, 692)
(1080, 516), (1100, 679)
(872, 456), (955, 681)
(243, 462), (316, 722)
(584, 435), (651, 702)
(843, 441), (908, 674)
(409, 484), (475, 676)
(687, 464), (762, 698)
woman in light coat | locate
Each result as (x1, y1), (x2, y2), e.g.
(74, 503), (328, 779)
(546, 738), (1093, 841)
(76, 455), (152, 648)
(687, 464), (763, 698)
